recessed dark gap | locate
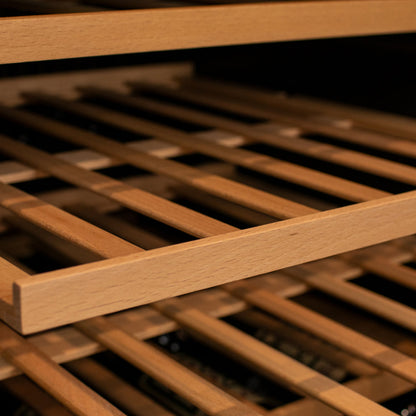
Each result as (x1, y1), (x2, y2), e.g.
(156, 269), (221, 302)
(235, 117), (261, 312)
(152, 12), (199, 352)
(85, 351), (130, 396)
(14, 176), (73, 194)
(382, 389), (416, 415)
(65, 352), (189, 416)
(242, 143), (413, 194)
(0, 107), (82, 153)
(351, 273), (415, 308)
(81, 96), (209, 134)
(111, 208), (194, 247)
(172, 196), (256, 229)
(292, 290), (416, 348)
(0, 384), (34, 416)
(132, 89), (266, 124)
(97, 164), (151, 179)
(25, 102), (149, 144)
(225, 308), (353, 383)
(236, 165), (349, 209)
(404, 261), (416, 270)
(150, 329), (300, 409)
(303, 133), (416, 167)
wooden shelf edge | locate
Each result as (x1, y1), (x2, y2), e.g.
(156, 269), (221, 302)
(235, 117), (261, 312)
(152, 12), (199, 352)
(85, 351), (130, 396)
(1, 0), (416, 64)
(12, 190), (416, 334)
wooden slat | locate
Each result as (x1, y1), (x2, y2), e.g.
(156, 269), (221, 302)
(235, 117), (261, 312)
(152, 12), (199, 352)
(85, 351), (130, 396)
(1, 1), (416, 64)
(14, 189), (416, 333)
(0, 135), (235, 238)
(149, 81), (416, 186)
(66, 358), (174, 416)
(0, 105), (316, 220)
(226, 281), (416, 384)
(285, 265), (416, 332)
(2, 376), (74, 416)
(75, 317), (261, 416)
(0, 182), (139, 259)
(0, 322), (125, 416)
(154, 298), (397, 416)
(178, 77), (416, 158)
(24, 91), (389, 203)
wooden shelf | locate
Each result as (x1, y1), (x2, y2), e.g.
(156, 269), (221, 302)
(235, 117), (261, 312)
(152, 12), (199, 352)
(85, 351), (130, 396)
(0, 64), (415, 334)
(0, 0), (416, 64)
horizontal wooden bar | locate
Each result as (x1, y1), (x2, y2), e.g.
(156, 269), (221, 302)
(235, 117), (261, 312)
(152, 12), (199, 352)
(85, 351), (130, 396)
(1, 1), (416, 64)
(0, 322), (125, 416)
(14, 190), (416, 333)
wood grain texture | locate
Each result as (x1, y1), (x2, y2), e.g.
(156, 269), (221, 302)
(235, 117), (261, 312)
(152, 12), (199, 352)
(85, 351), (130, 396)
(0, 322), (125, 416)
(0, 1), (416, 63)
(14, 190), (416, 333)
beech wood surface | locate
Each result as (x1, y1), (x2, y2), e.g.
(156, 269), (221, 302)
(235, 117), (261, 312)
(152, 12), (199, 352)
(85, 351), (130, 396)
(1, 1), (416, 64)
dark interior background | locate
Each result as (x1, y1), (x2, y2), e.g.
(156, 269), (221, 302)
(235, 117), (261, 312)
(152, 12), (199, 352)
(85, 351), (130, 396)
(0, 33), (415, 116)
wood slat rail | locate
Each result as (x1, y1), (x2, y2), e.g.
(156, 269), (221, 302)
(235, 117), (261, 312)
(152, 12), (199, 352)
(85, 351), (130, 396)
(23, 91), (389, 203)
(0, 322), (125, 416)
(1, 1), (416, 64)
(137, 80), (416, 186)
(11, 188), (416, 333)
(0, 105), (316, 220)
(177, 77), (416, 159)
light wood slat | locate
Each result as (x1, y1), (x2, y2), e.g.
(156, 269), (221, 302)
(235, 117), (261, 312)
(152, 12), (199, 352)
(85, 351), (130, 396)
(0, 182), (139, 259)
(285, 265), (416, 332)
(0, 135), (235, 238)
(226, 281), (416, 385)
(0, 0), (103, 13)
(15, 189), (416, 333)
(155, 298), (397, 416)
(350, 257), (416, 291)
(24, 91), (388, 203)
(151, 81), (416, 186)
(75, 317), (261, 416)
(0, 105), (315, 220)
(287, 94), (416, 143)
(1, 1), (416, 64)
(2, 376), (74, 416)
(178, 78), (416, 158)
(66, 358), (174, 416)
(0, 322), (125, 416)
(0, 249), (412, 382)
(268, 372), (413, 416)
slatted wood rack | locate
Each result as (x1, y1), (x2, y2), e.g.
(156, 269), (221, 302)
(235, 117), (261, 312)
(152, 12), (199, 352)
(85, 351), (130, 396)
(0, 64), (415, 335)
